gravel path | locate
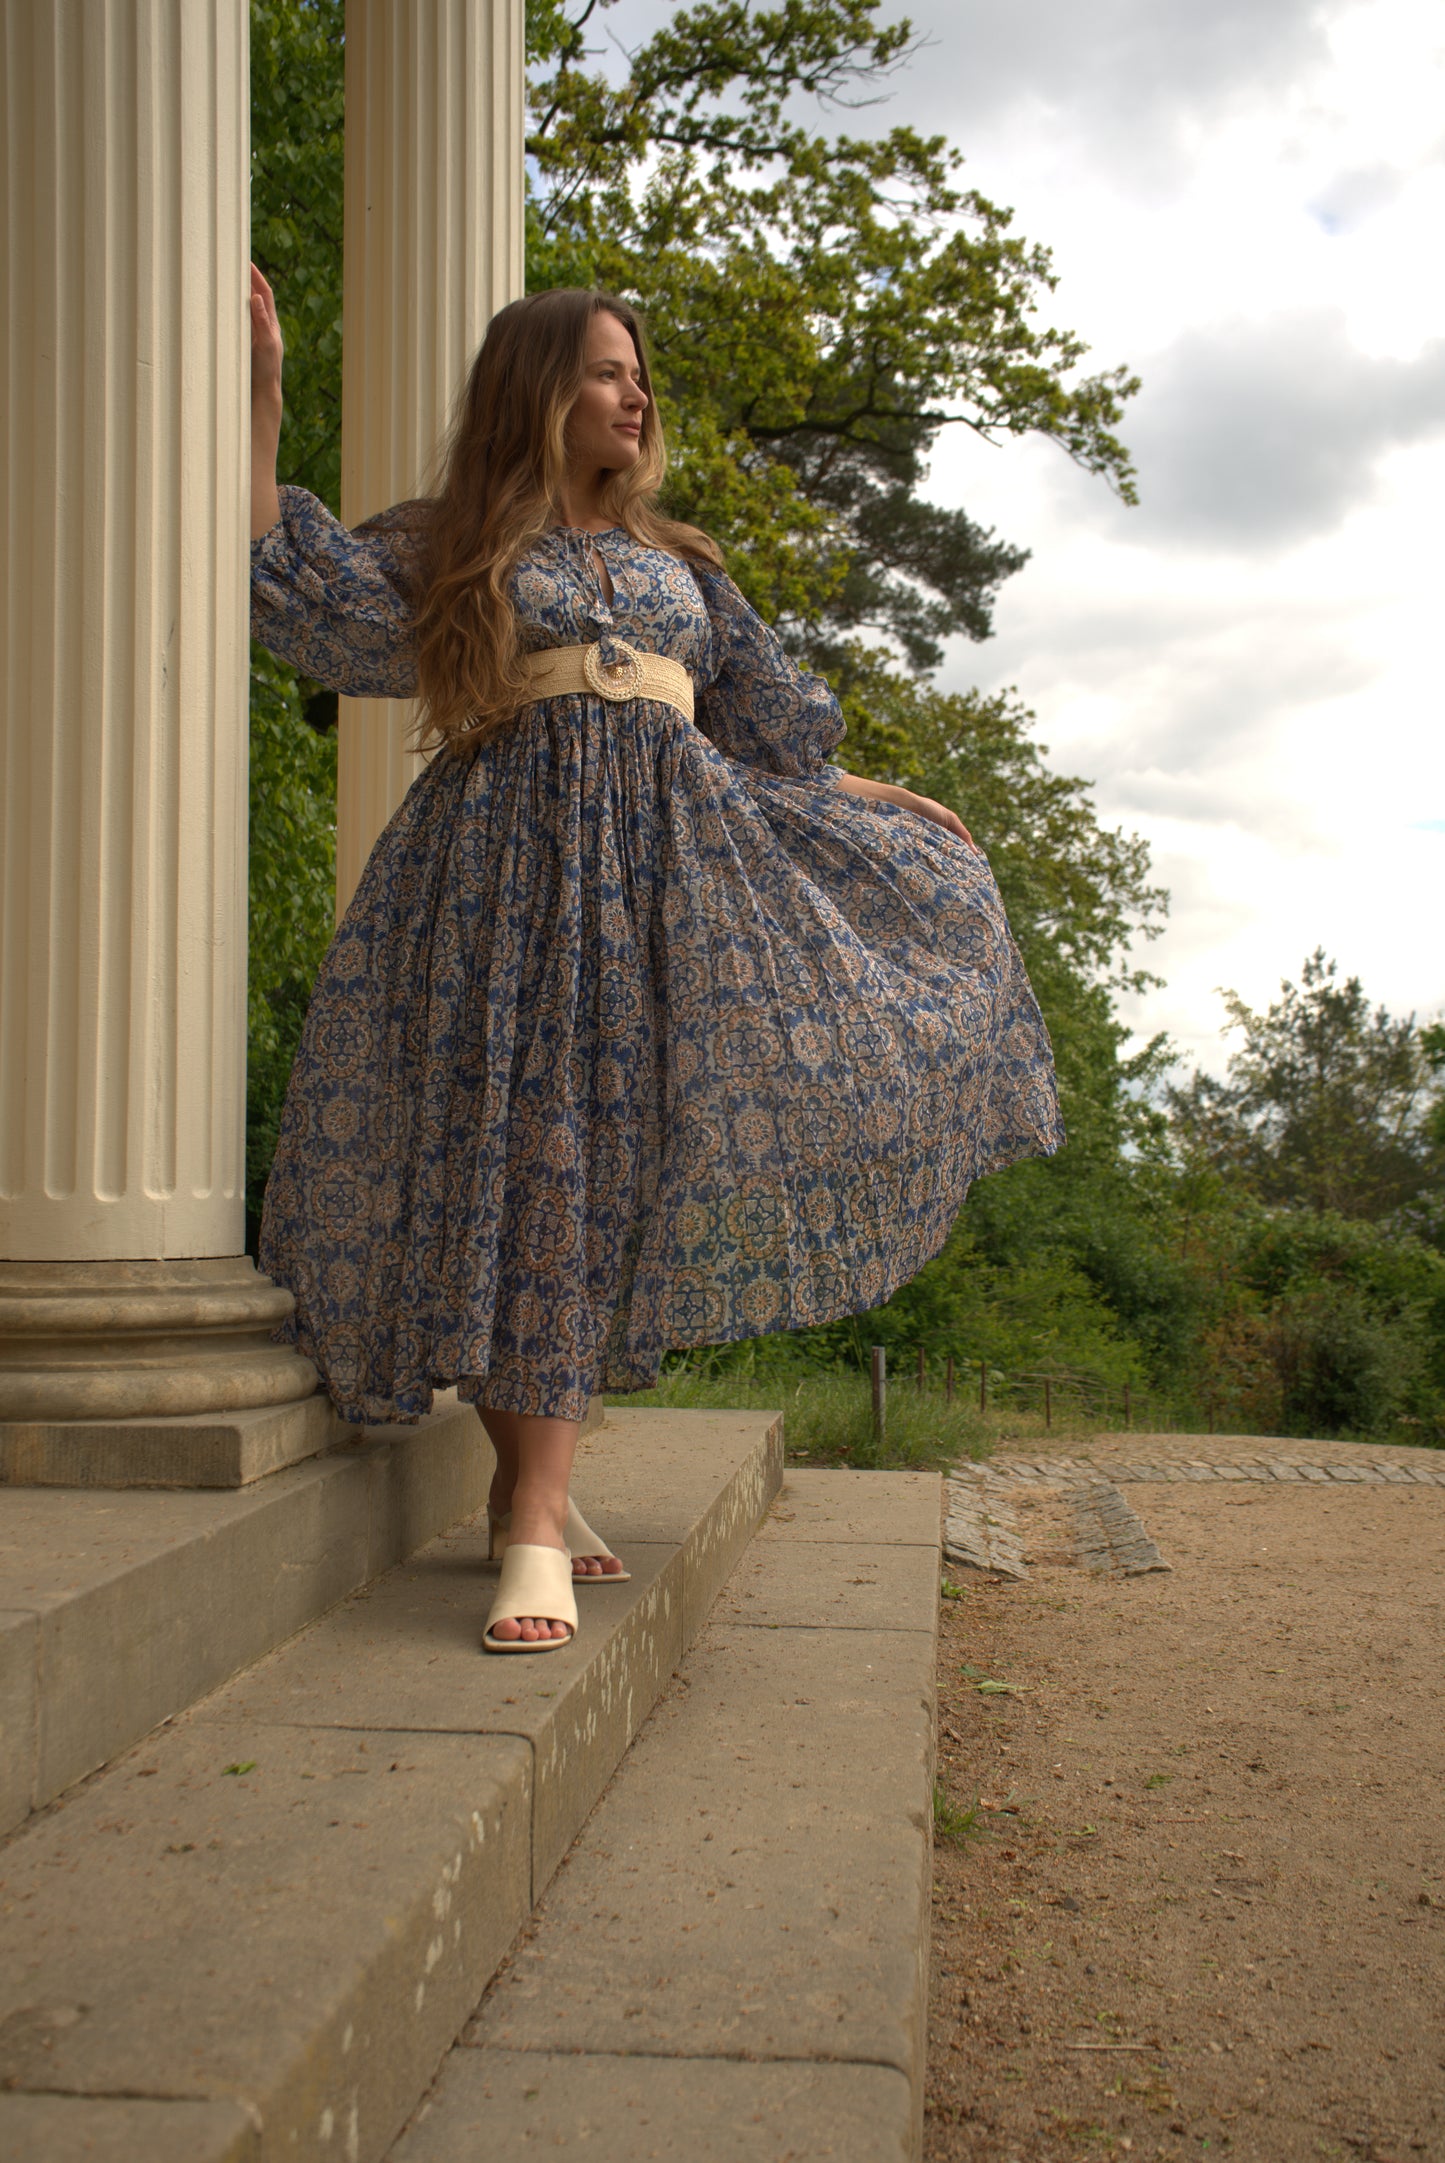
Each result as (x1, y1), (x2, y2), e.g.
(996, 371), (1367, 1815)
(926, 1436), (1445, 2163)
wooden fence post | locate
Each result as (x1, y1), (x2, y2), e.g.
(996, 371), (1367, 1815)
(871, 1345), (887, 1447)
(978, 1359), (987, 1414)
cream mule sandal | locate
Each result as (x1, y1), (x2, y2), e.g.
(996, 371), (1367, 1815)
(487, 1499), (631, 1583)
(562, 1496), (631, 1582)
(482, 1543), (578, 1655)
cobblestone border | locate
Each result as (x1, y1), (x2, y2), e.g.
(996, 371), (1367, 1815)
(943, 1465), (1027, 1581)
(997, 1457), (1445, 1486)
(1068, 1477), (1171, 1577)
(943, 1466), (1170, 1582)
(942, 1451), (1443, 1591)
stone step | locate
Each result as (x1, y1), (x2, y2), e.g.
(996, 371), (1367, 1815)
(389, 1468), (943, 2163)
(0, 1390), (496, 1837)
(0, 1408), (782, 2163)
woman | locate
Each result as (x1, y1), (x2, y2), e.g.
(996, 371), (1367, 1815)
(248, 269), (1062, 1653)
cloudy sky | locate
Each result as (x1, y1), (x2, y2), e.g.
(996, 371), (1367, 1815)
(608, 0), (1445, 1075)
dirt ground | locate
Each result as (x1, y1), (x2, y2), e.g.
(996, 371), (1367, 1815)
(925, 1445), (1445, 2163)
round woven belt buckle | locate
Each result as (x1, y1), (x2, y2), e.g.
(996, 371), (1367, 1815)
(583, 638), (646, 702)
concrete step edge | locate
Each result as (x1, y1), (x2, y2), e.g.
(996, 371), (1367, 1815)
(392, 1466), (943, 2163)
(0, 1392), (496, 1835)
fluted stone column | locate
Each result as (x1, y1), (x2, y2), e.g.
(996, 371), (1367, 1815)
(336, 0), (525, 914)
(0, 0), (318, 1454)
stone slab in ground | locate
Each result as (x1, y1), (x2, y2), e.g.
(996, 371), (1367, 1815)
(395, 2049), (915, 2162)
(756, 1466), (942, 1545)
(710, 1526), (938, 1632)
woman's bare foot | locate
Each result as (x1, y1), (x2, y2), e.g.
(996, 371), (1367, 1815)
(480, 1407), (577, 1643)
(570, 1547), (625, 1580)
(488, 1466), (625, 1581)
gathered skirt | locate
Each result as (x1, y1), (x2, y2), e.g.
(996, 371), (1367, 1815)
(259, 691), (1063, 1422)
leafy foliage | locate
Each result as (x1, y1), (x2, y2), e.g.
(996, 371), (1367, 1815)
(250, 0), (345, 513)
(1196, 1211), (1445, 1441)
(526, 0), (1140, 659)
(247, 0), (347, 1250)
(246, 647), (338, 1240)
(246, 3), (1442, 1440)
(1168, 950), (1440, 1221)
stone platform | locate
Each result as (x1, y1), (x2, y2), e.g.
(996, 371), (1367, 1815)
(391, 1470), (943, 2163)
(0, 1408), (785, 2160)
(0, 1420), (945, 2162)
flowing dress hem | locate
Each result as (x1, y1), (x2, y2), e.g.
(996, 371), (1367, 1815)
(270, 1121), (1063, 1428)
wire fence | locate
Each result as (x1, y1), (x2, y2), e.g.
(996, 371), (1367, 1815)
(869, 1343), (1222, 1444)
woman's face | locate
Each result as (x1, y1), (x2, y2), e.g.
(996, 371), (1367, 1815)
(565, 311), (648, 476)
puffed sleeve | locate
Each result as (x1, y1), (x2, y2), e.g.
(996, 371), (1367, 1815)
(689, 563), (845, 782)
(250, 484), (420, 698)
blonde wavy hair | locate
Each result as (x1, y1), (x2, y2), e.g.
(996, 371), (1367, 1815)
(405, 287), (722, 755)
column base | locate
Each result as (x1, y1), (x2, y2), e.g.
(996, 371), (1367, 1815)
(0, 1391), (345, 1490)
(0, 1394), (603, 1489)
(0, 1258), (318, 1423)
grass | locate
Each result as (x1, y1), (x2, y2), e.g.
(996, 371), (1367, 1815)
(602, 1347), (1310, 1465)
(604, 1355), (1210, 1467)
(604, 1355), (990, 1472)
(933, 1783), (984, 1849)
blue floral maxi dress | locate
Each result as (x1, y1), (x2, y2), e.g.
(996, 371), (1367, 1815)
(250, 487), (1064, 1423)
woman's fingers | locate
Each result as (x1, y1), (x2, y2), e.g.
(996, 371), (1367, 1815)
(912, 796), (975, 847)
(249, 262), (284, 395)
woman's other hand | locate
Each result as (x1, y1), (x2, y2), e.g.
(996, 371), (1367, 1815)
(834, 770), (975, 848)
(896, 790), (974, 845)
(250, 263), (284, 416)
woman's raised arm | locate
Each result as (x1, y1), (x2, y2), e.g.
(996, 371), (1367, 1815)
(246, 263), (420, 699)
(250, 263), (284, 540)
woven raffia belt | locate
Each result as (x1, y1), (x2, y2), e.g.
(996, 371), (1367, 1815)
(523, 639), (695, 722)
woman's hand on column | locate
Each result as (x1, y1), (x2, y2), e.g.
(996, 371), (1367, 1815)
(835, 770), (975, 848)
(250, 262), (284, 408)
(249, 263), (284, 540)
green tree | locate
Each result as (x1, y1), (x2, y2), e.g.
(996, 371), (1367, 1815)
(245, 650), (338, 1241)
(1168, 951), (1438, 1221)
(245, 0), (1167, 1408)
(1196, 1209), (1445, 1442)
(250, 0), (345, 514)
(246, 0), (348, 1244)
(527, 0), (1139, 656)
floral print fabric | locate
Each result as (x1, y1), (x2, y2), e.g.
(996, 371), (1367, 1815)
(250, 485), (1063, 1422)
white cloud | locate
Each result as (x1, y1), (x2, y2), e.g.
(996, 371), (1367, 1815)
(1100, 316), (1445, 551)
(889, 0), (1333, 185)
(1307, 162), (1407, 232)
(907, 0), (1445, 1070)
